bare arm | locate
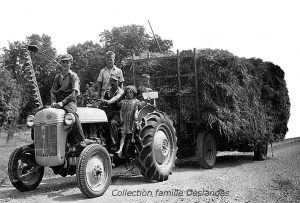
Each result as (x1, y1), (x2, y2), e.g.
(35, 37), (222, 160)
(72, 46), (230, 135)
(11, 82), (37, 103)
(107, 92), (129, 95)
(120, 106), (123, 123)
(134, 102), (139, 120)
(119, 69), (124, 89)
(107, 89), (125, 105)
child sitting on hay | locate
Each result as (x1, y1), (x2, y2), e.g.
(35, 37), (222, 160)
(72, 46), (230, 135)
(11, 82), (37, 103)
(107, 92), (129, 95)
(116, 85), (141, 157)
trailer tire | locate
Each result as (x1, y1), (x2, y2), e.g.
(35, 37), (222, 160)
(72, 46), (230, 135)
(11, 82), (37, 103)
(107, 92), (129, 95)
(196, 131), (217, 169)
(135, 111), (177, 182)
(254, 143), (268, 161)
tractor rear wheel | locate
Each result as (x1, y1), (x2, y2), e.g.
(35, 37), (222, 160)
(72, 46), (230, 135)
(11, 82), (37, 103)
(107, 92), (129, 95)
(135, 111), (177, 182)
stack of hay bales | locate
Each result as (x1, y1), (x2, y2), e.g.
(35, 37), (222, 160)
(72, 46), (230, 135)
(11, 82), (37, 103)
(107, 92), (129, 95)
(124, 48), (290, 143)
(195, 49), (290, 143)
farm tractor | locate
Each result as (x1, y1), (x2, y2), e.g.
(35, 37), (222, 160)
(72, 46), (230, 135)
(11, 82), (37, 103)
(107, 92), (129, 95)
(8, 45), (177, 198)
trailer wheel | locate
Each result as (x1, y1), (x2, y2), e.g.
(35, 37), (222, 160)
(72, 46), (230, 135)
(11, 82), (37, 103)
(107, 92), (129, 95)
(8, 144), (44, 191)
(77, 144), (112, 198)
(135, 111), (177, 182)
(254, 143), (268, 161)
(196, 131), (217, 169)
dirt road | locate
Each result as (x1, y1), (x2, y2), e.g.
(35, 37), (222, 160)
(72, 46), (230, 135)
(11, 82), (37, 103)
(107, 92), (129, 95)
(1, 139), (299, 203)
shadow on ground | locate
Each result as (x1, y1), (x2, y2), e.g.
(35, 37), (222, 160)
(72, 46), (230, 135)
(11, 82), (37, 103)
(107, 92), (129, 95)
(50, 175), (152, 202)
(0, 169), (152, 202)
(175, 153), (269, 170)
(0, 176), (78, 200)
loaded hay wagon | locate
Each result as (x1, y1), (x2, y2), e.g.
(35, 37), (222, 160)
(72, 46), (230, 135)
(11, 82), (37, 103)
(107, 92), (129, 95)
(124, 48), (290, 169)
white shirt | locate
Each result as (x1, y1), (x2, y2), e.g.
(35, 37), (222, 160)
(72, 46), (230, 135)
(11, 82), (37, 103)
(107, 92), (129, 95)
(97, 65), (124, 91)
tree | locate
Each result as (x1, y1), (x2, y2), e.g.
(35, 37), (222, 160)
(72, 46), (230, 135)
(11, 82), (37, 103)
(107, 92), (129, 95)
(99, 24), (173, 65)
(2, 34), (57, 122)
(2, 41), (30, 122)
(148, 34), (173, 53)
(2, 41), (26, 83)
(67, 41), (104, 93)
(0, 66), (22, 142)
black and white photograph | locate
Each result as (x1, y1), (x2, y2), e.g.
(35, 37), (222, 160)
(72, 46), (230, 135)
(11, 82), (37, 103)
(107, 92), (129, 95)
(0, 0), (299, 202)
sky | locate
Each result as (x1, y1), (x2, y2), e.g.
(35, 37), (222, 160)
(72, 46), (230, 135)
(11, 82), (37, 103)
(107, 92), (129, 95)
(0, 0), (299, 139)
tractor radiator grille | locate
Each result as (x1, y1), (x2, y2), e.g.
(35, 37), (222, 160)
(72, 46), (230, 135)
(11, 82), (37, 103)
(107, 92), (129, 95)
(34, 125), (57, 156)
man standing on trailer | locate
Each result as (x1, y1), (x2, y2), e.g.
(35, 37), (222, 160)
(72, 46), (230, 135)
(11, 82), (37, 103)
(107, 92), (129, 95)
(96, 51), (124, 99)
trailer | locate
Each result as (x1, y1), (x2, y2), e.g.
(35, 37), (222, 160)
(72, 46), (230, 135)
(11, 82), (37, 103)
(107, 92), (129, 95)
(124, 48), (290, 168)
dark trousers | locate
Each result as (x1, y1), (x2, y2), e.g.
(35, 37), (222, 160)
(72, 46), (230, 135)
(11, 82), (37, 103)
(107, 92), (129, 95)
(55, 92), (85, 145)
(64, 107), (85, 145)
(106, 110), (121, 146)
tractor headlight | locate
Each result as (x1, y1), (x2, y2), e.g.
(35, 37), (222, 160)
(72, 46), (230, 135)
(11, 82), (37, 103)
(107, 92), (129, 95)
(64, 113), (75, 125)
(26, 115), (34, 127)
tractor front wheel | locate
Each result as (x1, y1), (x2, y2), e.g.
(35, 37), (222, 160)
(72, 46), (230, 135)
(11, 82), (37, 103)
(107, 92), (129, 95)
(76, 144), (112, 198)
(8, 144), (44, 191)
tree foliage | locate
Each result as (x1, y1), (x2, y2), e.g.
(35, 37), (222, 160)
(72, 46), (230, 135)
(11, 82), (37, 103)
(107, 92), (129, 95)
(99, 24), (173, 65)
(0, 66), (21, 130)
(67, 41), (104, 91)
(2, 41), (29, 122)
(67, 25), (173, 93)
(2, 34), (57, 122)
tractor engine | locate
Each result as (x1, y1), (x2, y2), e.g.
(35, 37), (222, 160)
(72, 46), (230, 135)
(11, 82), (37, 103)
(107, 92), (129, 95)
(32, 108), (68, 166)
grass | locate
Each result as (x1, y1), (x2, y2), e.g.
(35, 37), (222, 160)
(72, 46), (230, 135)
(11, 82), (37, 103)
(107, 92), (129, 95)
(0, 129), (32, 186)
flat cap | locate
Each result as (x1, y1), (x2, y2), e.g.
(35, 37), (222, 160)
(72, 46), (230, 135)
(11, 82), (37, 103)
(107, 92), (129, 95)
(141, 74), (150, 79)
(61, 54), (73, 61)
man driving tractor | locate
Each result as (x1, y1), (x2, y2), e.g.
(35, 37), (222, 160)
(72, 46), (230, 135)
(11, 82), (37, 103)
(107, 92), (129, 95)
(50, 54), (87, 149)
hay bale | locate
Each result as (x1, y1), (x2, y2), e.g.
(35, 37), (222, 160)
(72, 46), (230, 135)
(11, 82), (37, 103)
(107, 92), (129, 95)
(125, 49), (290, 144)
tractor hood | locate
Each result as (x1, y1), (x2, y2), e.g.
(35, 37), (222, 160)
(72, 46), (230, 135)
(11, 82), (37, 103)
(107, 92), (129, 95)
(33, 107), (107, 125)
(77, 107), (107, 123)
(34, 108), (65, 125)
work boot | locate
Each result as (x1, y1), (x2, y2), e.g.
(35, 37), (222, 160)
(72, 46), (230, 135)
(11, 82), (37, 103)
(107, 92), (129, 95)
(111, 144), (118, 152)
(75, 140), (87, 149)
(100, 138), (107, 147)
